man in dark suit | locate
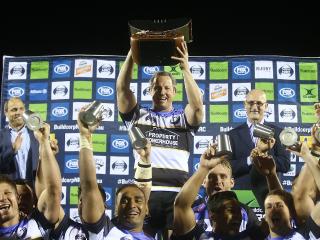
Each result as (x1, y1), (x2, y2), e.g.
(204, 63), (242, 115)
(0, 97), (39, 182)
(228, 89), (290, 209)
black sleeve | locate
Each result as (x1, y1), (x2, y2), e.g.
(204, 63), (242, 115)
(119, 104), (139, 124)
(241, 203), (269, 239)
(31, 208), (55, 230)
(299, 216), (320, 239)
(51, 214), (69, 238)
(82, 213), (113, 235)
(170, 224), (205, 240)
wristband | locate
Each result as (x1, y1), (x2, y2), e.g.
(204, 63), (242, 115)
(79, 134), (93, 151)
(134, 161), (152, 182)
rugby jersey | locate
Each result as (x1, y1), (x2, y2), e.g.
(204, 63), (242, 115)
(120, 105), (198, 191)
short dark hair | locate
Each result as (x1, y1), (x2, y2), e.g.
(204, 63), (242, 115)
(207, 190), (238, 213)
(14, 178), (37, 203)
(0, 174), (18, 194)
(149, 71), (176, 89)
(115, 184), (146, 200)
(78, 183), (106, 202)
(266, 189), (297, 220)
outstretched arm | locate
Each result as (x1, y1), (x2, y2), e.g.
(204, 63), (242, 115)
(34, 123), (61, 224)
(290, 141), (318, 225)
(171, 42), (203, 126)
(134, 141), (152, 202)
(251, 145), (282, 191)
(173, 145), (225, 236)
(77, 109), (105, 224)
(116, 49), (137, 114)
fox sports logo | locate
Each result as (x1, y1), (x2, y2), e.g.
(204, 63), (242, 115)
(52, 107), (68, 117)
(112, 139), (129, 149)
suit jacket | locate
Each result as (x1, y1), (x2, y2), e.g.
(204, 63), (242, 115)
(0, 127), (39, 182)
(228, 122), (290, 208)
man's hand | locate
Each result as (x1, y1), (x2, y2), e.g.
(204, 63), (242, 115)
(50, 138), (59, 155)
(257, 137), (275, 153)
(171, 41), (189, 71)
(199, 144), (227, 170)
(288, 140), (312, 159)
(77, 107), (101, 137)
(34, 123), (50, 143)
(12, 132), (23, 153)
(135, 141), (151, 164)
(251, 147), (276, 176)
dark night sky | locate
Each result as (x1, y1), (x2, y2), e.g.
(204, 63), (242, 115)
(1, 1), (320, 72)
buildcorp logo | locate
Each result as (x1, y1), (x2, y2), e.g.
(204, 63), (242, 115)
(54, 64), (70, 74)
(52, 107), (68, 117)
(280, 108), (296, 120)
(190, 65), (204, 76)
(195, 139), (210, 149)
(98, 86), (113, 97)
(234, 108), (247, 119)
(112, 160), (128, 172)
(53, 85), (68, 96)
(98, 64), (114, 75)
(279, 65), (294, 77)
(143, 66), (159, 75)
(279, 88), (295, 98)
(234, 65), (250, 75)
(112, 139), (129, 149)
(67, 137), (79, 147)
(143, 87), (150, 96)
(66, 159), (78, 170)
(9, 87), (24, 97)
(234, 86), (249, 97)
(10, 65), (25, 76)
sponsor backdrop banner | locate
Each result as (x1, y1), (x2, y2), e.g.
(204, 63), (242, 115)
(1, 55), (319, 220)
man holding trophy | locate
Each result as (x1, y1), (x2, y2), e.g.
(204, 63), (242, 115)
(116, 27), (203, 238)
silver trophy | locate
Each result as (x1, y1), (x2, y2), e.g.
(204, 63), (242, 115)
(215, 134), (232, 159)
(128, 126), (148, 150)
(79, 101), (106, 127)
(253, 123), (274, 140)
(279, 127), (301, 151)
(22, 110), (44, 131)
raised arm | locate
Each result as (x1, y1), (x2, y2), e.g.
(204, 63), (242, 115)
(173, 145), (224, 236)
(251, 144), (283, 191)
(116, 49), (137, 114)
(171, 42), (203, 126)
(77, 109), (105, 224)
(290, 141), (318, 225)
(134, 141), (152, 202)
(34, 123), (61, 224)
